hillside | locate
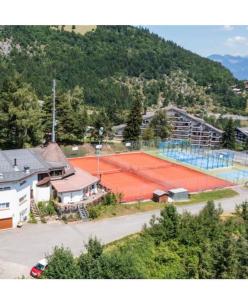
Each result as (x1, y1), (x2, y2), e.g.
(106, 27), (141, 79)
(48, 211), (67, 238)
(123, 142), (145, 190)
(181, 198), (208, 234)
(209, 54), (248, 80)
(0, 25), (246, 113)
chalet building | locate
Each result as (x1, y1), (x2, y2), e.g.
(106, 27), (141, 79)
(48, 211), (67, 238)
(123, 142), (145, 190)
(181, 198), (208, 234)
(236, 127), (248, 144)
(0, 143), (104, 230)
(113, 106), (223, 148)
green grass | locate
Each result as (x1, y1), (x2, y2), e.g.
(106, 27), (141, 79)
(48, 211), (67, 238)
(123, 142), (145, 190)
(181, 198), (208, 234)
(104, 233), (140, 252)
(89, 188), (238, 220)
(175, 189), (238, 206)
(91, 201), (167, 220)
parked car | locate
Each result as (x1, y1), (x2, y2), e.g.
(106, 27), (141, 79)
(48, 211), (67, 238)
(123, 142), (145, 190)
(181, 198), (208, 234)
(30, 258), (48, 278)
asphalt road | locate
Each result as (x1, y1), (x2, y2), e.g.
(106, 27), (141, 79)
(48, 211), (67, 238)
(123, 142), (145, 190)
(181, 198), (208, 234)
(0, 186), (247, 278)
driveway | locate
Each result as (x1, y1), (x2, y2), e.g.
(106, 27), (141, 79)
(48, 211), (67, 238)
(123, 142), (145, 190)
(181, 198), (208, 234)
(0, 186), (247, 278)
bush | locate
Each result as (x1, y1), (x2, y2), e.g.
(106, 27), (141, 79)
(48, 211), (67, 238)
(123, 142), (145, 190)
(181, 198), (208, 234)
(38, 201), (56, 216)
(102, 192), (123, 206)
(88, 205), (101, 219)
(28, 212), (37, 224)
(40, 216), (47, 223)
(62, 215), (68, 224)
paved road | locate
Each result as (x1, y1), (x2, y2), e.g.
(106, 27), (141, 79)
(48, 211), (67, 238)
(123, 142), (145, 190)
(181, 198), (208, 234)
(0, 186), (247, 278)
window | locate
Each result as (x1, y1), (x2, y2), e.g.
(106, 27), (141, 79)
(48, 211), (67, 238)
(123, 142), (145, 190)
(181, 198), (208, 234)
(20, 208), (28, 221)
(50, 170), (63, 177)
(0, 186), (11, 191)
(0, 202), (10, 210)
(38, 173), (49, 181)
(19, 195), (27, 205)
(20, 180), (26, 186)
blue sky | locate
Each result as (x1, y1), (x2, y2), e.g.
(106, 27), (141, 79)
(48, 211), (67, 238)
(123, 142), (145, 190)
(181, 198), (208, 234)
(145, 25), (248, 57)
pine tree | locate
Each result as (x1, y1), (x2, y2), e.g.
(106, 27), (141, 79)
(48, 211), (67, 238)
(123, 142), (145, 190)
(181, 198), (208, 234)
(142, 127), (155, 141)
(149, 110), (171, 139)
(92, 109), (112, 142)
(212, 235), (239, 279)
(56, 86), (88, 144)
(123, 92), (143, 142)
(0, 74), (43, 149)
(222, 118), (236, 149)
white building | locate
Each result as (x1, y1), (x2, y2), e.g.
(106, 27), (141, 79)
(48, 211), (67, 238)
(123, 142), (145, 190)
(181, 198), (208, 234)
(0, 143), (103, 230)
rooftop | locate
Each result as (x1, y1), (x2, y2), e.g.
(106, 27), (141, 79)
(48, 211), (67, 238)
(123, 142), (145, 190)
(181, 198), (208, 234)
(237, 127), (248, 136)
(169, 188), (188, 194)
(0, 143), (74, 184)
(0, 148), (49, 183)
(51, 168), (99, 193)
(153, 189), (167, 196)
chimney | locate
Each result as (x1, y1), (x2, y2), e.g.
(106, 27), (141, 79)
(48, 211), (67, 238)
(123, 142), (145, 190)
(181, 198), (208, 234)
(13, 158), (19, 171)
(24, 166), (30, 174)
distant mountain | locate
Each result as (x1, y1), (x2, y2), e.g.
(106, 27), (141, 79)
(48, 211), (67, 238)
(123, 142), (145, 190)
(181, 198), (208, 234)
(208, 54), (248, 80)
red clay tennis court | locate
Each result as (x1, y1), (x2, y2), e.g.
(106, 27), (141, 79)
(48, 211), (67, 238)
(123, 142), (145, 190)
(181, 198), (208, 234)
(69, 152), (233, 202)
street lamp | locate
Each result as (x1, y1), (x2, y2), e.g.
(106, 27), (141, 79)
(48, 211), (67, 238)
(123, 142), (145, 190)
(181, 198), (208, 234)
(96, 127), (104, 179)
(125, 142), (131, 152)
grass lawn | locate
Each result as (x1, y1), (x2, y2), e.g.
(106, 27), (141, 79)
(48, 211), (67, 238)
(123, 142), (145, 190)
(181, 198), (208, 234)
(90, 188), (238, 220)
(175, 188), (239, 206)
(91, 201), (167, 220)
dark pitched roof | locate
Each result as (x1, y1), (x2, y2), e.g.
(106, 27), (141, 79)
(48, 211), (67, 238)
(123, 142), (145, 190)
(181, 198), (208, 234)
(33, 143), (75, 176)
(0, 143), (74, 183)
(236, 127), (248, 137)
(0, 148), (48, 183)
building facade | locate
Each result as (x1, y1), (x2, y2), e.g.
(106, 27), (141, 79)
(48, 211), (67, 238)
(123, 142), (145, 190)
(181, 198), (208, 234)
(0, 143), (104, 230)
(113, 106), (223, 148)
(236, 127), (248, 145)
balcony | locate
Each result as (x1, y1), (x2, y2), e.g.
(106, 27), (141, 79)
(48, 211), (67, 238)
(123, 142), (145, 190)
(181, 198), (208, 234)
(54, 190), (107, 214)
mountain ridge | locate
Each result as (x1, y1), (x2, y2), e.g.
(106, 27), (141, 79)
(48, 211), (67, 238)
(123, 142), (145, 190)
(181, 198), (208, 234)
(0, 25), (246, 113)
(208, 54), (248, 80)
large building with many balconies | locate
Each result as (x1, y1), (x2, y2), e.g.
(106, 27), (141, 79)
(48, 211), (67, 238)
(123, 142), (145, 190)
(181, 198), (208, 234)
(113, 106), (223, 148)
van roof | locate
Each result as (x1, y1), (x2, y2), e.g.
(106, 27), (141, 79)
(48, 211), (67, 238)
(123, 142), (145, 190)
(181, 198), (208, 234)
(38, 258), (48, 266)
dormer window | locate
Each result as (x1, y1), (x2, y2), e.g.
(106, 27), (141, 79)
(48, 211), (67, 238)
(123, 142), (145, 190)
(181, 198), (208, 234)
(50, 169), (63, 177)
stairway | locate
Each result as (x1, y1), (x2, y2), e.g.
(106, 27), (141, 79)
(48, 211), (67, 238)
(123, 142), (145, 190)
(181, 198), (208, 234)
(78, 204), (89, 221)
(30, 199), (40, 218)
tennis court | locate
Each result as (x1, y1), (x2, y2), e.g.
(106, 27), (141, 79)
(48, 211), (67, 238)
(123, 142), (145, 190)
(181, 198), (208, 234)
(69, 152), (233, 202)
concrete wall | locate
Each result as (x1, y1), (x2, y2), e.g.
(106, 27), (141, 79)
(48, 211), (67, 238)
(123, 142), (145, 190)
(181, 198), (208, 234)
(58, 190), (82, 204)
(0, 174), (37, 228)
(36, 185), (51, 202)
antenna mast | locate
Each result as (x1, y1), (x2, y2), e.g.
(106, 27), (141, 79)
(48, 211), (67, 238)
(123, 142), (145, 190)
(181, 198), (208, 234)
(52, 79), (56, 143)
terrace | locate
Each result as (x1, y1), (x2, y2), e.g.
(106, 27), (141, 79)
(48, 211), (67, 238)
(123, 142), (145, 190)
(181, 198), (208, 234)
(54, 189), (107, 214)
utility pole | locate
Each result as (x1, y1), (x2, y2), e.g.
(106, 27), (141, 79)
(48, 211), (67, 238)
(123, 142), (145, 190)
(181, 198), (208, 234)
(52, 79), (56, 143)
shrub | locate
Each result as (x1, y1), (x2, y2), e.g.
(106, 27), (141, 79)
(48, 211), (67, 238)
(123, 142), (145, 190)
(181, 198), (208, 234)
(40, 216), (47, 223)
(102, 193), (118, 206)
(88, 205), (101, 219)
(62, 215), (68, 224)
(28, 212), (37, 224)
(37, 201), (56, 216)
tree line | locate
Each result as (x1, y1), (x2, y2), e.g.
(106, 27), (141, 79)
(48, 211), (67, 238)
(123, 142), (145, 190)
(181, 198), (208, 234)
(0, 74), (246, 150)
(42, 201), (248, 279)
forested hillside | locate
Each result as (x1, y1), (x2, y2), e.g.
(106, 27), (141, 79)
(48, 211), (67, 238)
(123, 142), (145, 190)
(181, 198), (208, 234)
(0, 25), (247, 148)
(0, 25), (246, 109)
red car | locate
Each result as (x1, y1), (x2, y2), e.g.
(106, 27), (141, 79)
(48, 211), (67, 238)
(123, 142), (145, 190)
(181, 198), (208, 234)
(30, 258), (48, 278)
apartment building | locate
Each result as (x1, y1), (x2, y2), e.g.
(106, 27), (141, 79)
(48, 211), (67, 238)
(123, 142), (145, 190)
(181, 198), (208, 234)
(113, 106), (223, 148)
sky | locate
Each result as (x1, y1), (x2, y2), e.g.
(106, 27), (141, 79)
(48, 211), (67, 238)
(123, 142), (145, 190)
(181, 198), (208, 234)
(145, 25), (248, 57)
